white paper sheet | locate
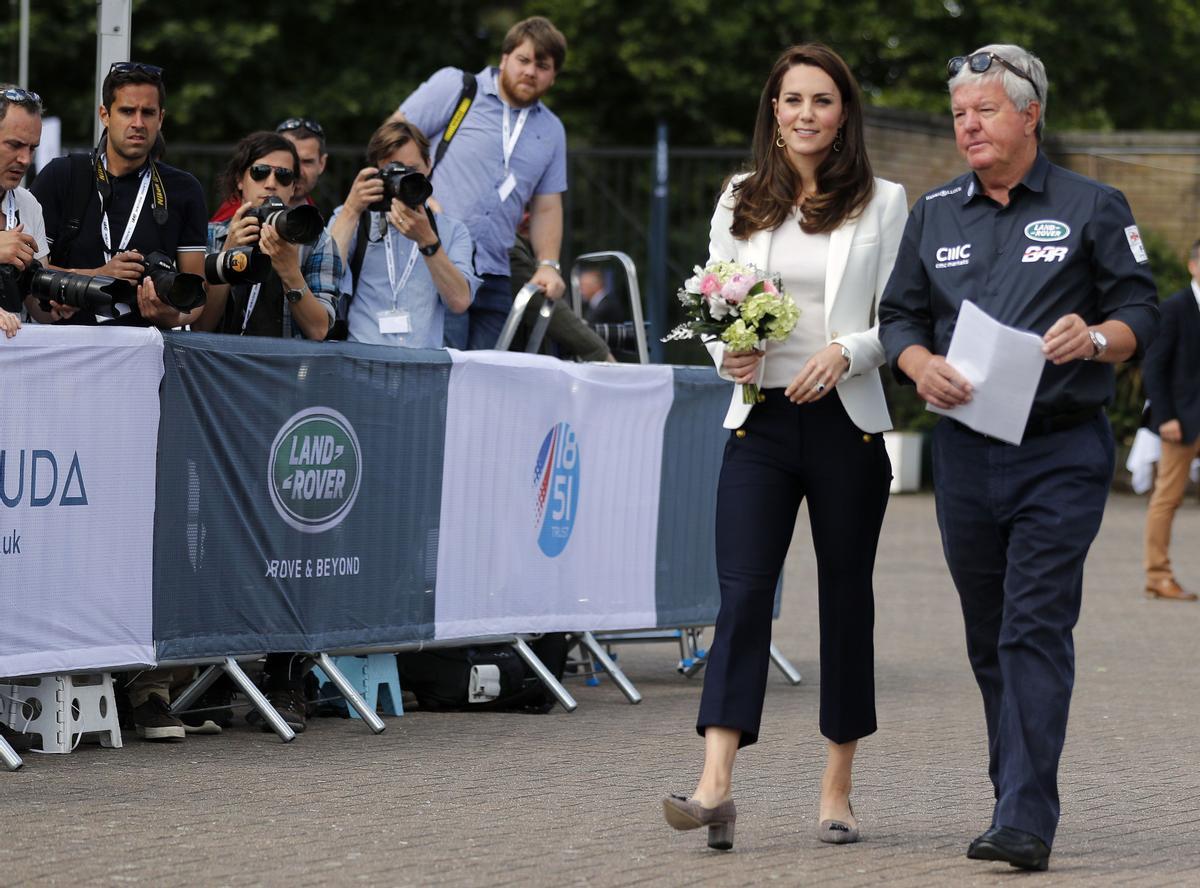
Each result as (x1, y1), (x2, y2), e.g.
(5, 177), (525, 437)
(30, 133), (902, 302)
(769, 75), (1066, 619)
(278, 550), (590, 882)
(928, 300), (1046, 445)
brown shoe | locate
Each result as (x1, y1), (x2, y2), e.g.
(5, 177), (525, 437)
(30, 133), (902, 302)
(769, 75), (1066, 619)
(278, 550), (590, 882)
(662, 793), (737, 850)
(1145, 578), (1199, 601)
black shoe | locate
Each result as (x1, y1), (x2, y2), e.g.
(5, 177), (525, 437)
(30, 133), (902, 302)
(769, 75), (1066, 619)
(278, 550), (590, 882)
(966, 826), (1050, 871)
(131, 696), (186, 742)
(248, 683), (307, 734)
(180, 682), (234, 733)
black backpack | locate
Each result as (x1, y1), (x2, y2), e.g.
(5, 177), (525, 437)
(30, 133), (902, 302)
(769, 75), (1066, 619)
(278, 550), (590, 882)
(395, 634), (571, 714)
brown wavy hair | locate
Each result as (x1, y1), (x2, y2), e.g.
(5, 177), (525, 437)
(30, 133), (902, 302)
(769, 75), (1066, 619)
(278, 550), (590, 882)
(730, 44), (873, 238)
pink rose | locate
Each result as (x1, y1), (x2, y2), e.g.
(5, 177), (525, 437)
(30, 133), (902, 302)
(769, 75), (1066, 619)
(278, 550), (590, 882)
(721, 274), (755, 304)
(700, 274), (721, 296)
(760, 279), (778, 295)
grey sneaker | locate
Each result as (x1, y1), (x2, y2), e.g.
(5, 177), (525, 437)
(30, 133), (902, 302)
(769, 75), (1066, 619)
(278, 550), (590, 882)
(132, 696), (185, 742)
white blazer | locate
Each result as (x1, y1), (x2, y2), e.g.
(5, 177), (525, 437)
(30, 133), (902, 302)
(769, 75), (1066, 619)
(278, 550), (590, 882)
(704, 175), (908, 433)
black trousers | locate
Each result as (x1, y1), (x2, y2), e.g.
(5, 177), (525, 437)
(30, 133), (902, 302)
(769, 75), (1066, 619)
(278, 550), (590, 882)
(933, 416), (1113, 846)
(696, 390), (891, 747)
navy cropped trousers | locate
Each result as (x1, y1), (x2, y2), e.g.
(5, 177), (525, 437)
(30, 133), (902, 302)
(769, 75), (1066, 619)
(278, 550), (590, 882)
(696, 390), (891, 747)
(932, 415), (1114, 848)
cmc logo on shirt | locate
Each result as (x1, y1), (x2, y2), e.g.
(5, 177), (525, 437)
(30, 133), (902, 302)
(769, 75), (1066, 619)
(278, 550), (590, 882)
(935, 243), (971, 269)
(533, 422), (579, 558)
(269, 407), (362, 534)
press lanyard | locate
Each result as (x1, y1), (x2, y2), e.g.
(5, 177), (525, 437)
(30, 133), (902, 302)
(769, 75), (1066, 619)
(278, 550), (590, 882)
(3, 190), (16, 230)
(383, 218), (420, 309)
(501, 103), (529, 172)
(241, 283), (262, 335)
(99, 166), (152, 263)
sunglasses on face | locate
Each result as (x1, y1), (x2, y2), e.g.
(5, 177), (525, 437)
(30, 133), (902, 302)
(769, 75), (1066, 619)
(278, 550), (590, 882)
(276, 117), (324, 138)
(947, 52), (1041, 102)
(1, 87), (41, 106)
(248, 163), (296, 186)
(109, 62), (165, 81)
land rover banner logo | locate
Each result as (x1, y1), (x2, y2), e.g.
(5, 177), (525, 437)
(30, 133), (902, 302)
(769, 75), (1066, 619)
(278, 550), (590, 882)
(269, 407), (362, 533)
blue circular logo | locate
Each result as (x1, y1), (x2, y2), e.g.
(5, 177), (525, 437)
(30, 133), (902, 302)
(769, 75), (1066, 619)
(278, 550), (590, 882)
(533, 422), (579, 557)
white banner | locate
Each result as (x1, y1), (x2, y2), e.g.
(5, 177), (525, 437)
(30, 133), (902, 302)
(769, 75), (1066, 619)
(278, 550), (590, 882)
(0, 326), (163, 677)
(435, 351), (675, 638)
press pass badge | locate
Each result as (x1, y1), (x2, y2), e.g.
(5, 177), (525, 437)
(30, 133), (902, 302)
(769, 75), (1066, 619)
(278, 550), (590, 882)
(1124, 225), (1149, 264)
(377, 308), (411, 335)
(497, 172), (517, 202)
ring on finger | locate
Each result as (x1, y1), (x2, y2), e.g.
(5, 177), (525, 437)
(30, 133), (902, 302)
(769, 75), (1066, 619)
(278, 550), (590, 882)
(814, 382), (826, 393)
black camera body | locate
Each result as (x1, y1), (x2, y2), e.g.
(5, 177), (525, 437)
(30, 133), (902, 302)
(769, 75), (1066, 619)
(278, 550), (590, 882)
(245, 196), (323, 245)
(0, 259), (129, 312)
(370, 163), (433, 212)
(132, 251), (207, 312)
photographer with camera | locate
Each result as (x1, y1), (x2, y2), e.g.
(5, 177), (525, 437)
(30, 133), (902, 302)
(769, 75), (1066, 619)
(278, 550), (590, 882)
(26, 63), (207, 743)
(328, 119), (477, 348)
(30, 62), (207, 329)
(0, 84), (49, 337)
(195, 131), (340, 340)
(391, 16), (568, 350)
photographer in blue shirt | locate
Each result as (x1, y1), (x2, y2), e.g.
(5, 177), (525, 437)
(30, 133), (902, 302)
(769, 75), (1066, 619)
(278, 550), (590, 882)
(328, 120), (477, 349)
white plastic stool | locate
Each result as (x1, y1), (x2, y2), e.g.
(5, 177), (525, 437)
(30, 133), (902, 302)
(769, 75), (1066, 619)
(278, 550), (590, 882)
(1, 673), (123, 753)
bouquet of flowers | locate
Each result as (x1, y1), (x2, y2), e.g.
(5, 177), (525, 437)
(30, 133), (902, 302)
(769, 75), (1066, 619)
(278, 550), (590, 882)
(663, 261), (800, 403)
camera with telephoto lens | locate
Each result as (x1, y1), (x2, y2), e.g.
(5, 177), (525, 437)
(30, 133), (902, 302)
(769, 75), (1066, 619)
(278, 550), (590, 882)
(204, 245), (272, 286)
(127, 250), (207, 312)
(369, 162), (433, 212)
(245, 196), (323, 245)
(0, 259), (127, 312)
(589, 321), (648, 353)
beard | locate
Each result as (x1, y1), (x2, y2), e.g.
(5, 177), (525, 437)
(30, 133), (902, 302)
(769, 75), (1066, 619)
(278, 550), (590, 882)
(498, 65), (543, 108)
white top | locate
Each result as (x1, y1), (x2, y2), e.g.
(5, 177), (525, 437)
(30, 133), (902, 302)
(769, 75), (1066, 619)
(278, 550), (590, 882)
(2, 186), (50, 260)
(761, 210), (830, 388)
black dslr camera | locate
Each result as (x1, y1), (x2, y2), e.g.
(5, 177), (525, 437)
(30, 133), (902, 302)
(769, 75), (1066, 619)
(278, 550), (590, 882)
(369, 162), (433, 211)
(204, 197), (322, 286)
(126, 251), (207, 312)
(0, 260), (126, 313)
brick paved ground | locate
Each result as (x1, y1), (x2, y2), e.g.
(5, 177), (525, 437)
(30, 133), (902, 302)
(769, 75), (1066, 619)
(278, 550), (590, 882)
(4, 492), (1200, 886)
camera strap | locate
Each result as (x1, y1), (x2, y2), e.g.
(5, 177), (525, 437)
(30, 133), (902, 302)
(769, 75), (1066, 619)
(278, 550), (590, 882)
(383, 219), (421, 308)
(96, 150), (167, 262)
(241, 283), (263, 335)
(3, 190), (16, 230)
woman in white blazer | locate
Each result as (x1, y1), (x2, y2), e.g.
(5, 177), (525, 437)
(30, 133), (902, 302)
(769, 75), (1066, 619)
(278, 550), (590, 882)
(663, 43), (907, 851)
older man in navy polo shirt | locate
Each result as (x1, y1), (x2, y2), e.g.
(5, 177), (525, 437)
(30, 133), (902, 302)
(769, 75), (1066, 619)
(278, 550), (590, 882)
(392, 16), (568, 350)
(879, 44), (1158, 871)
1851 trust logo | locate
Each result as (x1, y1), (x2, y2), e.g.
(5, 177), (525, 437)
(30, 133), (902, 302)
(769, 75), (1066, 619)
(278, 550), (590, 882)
(533, 422), (579, 558)
(269, 407), (362, 533)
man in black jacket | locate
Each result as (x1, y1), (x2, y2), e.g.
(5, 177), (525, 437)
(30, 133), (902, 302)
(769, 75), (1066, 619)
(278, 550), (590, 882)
(1142, 237), (1200, 602)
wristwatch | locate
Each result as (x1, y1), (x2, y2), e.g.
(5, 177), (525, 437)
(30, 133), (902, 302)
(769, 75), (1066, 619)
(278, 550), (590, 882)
(838, 344), (851, 368)
(284, 287), (303, 305)
(418, 238), (441, 257)
(537, 259), (562, 272)
(1085, 329), (1108, 360)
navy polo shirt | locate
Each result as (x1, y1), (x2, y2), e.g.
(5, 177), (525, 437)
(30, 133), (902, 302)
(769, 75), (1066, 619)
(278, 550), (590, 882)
(879, 150), (1159, 414)
(32, 154), (208, 269)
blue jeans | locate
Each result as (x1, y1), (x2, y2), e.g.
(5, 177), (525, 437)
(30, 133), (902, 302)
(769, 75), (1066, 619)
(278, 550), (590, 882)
(458, 274), (511, 350)
(932, 415), (1114, 847)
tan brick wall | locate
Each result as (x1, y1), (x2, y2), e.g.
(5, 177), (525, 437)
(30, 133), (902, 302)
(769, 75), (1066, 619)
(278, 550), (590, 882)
(864, 107), (1200, 261)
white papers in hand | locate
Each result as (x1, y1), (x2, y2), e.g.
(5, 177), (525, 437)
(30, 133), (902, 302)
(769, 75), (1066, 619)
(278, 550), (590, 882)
(927, 300), (1046, 445)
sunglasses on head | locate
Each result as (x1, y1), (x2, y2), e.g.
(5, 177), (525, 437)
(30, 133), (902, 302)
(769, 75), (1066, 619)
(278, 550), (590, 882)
(276, 117), (324, 138)
(1, 86), (41, 106)
(248, 163), (296, 186)
(947, 52), (1041, 102)
(109, 61), (165, 81)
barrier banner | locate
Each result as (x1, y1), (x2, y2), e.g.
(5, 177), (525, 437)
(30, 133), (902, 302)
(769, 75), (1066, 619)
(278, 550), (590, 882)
(153, 334), (450, 660)
(435, 351), (676, 638)
(0, 327), (162, 677)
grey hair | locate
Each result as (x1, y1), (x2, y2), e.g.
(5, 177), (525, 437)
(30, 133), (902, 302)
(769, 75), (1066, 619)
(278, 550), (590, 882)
(948, 44), (1047, 140)
(1189, 238), (1200, 265)
(0, 82), (42, 124)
